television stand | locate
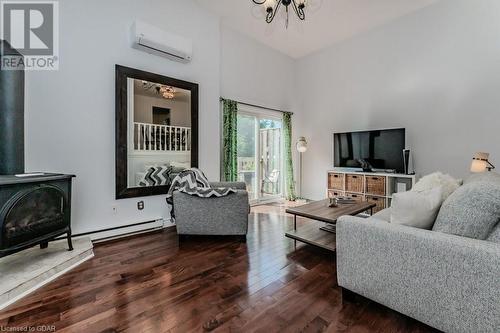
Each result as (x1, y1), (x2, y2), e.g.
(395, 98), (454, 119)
(326, 170), (417, 215)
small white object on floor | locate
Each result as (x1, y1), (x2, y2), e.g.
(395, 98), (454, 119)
(0, 237), (94, 310)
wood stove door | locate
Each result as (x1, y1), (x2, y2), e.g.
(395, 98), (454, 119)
(0, 185), (69, 251)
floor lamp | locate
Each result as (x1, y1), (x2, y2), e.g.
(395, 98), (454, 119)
(296, 137), (308, 201)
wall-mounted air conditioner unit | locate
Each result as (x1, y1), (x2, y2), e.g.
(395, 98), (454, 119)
(130, 20), (192, 63)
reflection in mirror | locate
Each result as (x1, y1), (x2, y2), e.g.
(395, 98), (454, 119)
(116, 65), (198, 199)
(127, 78), (192, 188)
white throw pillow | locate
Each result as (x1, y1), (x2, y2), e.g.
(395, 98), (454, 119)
(412, 172), (462, 201)
(391, 186), (443, 229)
(169, 161), (190, 169)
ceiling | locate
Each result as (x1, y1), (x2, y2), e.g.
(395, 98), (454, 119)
(196, 0), (441, 59)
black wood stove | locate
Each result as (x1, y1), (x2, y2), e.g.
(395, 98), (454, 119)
(0, 40), (75, 258)
(0, 174), (74, 257)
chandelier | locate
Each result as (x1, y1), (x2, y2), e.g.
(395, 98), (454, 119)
(142, 81), (176, 99)
(159, 86), (175, 99)
(252, 0), (306, 28)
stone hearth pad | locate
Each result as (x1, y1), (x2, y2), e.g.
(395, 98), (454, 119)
(0, 237), (94, 310)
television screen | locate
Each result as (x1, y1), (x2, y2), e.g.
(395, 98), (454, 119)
(334, 128), (405, 172)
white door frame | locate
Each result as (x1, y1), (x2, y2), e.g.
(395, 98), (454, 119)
(237, 104), (284, 205)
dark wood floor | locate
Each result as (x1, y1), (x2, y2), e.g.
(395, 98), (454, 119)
(0, 205), (438, 332)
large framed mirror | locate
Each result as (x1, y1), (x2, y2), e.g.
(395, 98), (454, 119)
(115, 65), (198, 199)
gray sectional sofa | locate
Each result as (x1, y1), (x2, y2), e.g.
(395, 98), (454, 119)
(336, 173), (500, 333)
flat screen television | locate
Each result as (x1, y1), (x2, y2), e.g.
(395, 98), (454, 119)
(333, 128), (405, 173)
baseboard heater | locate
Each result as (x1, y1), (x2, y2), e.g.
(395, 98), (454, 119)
(56, 218), (172, 243)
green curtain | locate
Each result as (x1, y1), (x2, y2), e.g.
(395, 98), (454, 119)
(283, 112), (297, 201)
(221, 98), (238, 181)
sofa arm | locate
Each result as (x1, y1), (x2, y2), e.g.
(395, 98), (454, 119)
(209, 182), (247, 190)
(336, 216), (500, 333)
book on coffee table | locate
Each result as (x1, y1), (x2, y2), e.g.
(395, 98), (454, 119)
(320, 224), (336, 233)
(336, 197), (357, 204)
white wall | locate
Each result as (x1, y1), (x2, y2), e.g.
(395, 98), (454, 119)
(220, 26), (301, 195)
(25, 0), (220, 234)
(295, 0), (500, 200)
(134, 95), (191, 126)
(220, 25), (295, 111)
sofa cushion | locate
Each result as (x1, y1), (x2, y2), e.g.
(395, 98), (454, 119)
(464, 171), (500, 185)
(371, 207), (391, 222)
(391, 187), (443, 229)
(432, 181), (500, 239)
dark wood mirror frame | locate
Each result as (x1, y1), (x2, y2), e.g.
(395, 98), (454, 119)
(115, 65), (199, 199)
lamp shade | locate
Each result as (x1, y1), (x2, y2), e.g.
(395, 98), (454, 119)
(471, 152), (490, 173)
(296, 137), (308, 153)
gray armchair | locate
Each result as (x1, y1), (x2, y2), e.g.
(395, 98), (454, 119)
(172, 182), (250, 240)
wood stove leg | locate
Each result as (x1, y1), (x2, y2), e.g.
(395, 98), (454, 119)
(40, 242), (48, 249)
(67, 232), (73, 251)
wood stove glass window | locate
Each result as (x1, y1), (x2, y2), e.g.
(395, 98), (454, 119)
(2, 186), (66, 248)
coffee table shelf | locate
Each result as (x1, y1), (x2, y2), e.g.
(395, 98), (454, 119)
(285, 199), (375, 252)
(285, 221), (336, 251)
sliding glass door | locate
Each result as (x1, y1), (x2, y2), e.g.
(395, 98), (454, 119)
(236, 112), (283, 203)
(259, 118), (282, 200)
(237, 114), (258, 200)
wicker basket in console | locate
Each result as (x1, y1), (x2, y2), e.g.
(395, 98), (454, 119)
(346, 192), (364, 203)
(328, 190), (344, 198)
(328, 173), (344, 190)
(365, 176), (386, 196)
(366, 196), (386, 214)
(345, 174), (364, 193)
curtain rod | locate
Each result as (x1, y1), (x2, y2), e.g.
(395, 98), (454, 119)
(220, 97), (293, 115)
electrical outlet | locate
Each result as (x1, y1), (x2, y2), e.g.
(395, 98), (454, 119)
(137, 201), (144, 210)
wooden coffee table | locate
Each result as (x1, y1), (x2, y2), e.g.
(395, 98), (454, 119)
(285, 199), (375, 252)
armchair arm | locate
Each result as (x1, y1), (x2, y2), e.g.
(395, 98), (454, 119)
(336, 216), (500, 333)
